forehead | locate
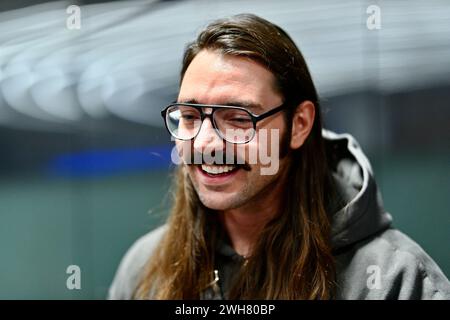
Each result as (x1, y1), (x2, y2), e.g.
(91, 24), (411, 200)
(178, 50), (282, 112)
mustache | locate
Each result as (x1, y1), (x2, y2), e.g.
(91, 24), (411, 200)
(183, 149), (252, 171)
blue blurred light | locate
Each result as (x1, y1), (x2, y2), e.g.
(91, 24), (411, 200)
(47, 145), (174, 178)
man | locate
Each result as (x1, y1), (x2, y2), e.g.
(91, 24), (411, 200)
(109, 14), (450, 299)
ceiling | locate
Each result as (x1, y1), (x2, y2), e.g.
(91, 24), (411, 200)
(0, 0), (449, 130)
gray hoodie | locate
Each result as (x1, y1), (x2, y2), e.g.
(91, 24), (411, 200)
(108, 130), (450, 300)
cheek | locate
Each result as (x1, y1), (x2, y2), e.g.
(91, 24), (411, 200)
(175, 141), (193, 163)
(231, 140), (258, 165)
(230, 130), (281, 166)
(254, 127), (284, 159)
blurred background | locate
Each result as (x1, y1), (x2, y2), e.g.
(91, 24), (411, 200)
(0, 0), (449, 299)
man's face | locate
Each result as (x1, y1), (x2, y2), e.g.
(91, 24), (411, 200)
(176, 49), (290, 211)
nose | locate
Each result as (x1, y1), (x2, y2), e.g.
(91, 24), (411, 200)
(193, 116), (224, 153)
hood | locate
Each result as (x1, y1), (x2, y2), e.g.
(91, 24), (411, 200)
(323, 129), (393, 250)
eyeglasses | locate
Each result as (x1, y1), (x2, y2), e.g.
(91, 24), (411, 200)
(161, 102), (288, 144)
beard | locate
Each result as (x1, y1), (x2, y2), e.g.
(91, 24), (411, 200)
(183, 129), (292, 212)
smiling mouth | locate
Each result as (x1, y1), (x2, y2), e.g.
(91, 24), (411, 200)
(200, 164), (240, 177)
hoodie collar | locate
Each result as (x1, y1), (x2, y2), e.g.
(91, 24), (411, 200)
(323, 129), (392, 249)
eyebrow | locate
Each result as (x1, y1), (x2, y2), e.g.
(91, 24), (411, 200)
(176, 98), (265, 113)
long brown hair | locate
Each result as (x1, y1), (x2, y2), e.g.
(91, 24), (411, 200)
(135, 14), (337, 299)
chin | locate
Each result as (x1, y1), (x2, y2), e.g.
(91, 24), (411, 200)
(198, 194), (237, 211)
(199, 198), (229, 211)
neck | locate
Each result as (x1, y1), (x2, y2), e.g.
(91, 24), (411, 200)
(218, 176), (286, 258)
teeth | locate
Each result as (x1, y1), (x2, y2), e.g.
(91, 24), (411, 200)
(201, 164), (236, 175)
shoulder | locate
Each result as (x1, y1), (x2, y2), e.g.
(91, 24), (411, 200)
(107, 224), (168, 300)
(336, 228), (450, 299)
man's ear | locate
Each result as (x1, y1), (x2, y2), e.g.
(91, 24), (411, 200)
(290, 100), (315, 149)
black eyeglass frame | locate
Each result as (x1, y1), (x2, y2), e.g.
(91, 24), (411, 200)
(160, 102), (289, 144)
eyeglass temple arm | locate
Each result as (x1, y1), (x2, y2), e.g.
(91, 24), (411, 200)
(254, 103), (288, 121)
